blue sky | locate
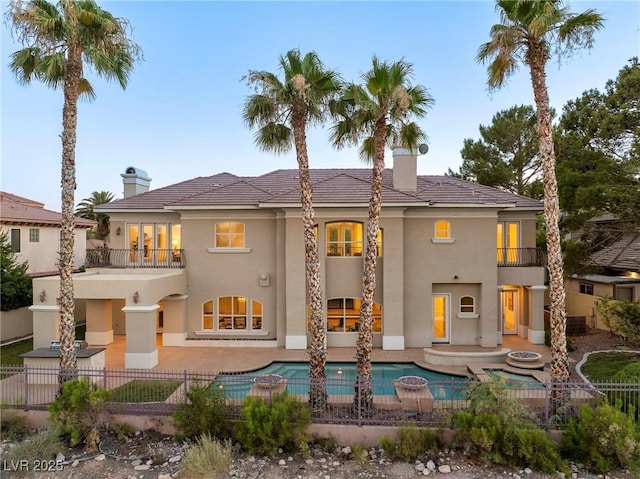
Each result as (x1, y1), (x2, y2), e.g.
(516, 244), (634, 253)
(2, 1), (639, 211)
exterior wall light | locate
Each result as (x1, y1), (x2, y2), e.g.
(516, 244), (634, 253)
(39, 290), (46, 302)
(133, 291), (140, 304)
(116, 227), (121, 236)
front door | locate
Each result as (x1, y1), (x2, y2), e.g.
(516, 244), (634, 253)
(433, 294), (450, 343)
(501, 290), (518, 335)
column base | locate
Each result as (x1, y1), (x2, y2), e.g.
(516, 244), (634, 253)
(125, 350), (158, 369)
(518, 325), (528, 338)
(382, 336), (405, 350)
(528, 329), (546, 345)
(285, 335), (307, 349)
(85, 330), (114, 346)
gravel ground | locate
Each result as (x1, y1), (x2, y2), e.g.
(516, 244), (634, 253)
(2, 328), (638, 479)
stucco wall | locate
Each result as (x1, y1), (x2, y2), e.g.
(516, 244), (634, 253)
(0, 307), (32, 343)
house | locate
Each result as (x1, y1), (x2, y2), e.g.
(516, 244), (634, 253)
(565, 215), (640, 302)
(0, 191), (95, 277)
(31, 150), (547, 369)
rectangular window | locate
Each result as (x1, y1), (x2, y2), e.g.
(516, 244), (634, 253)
(10, 229), (20, 252)
(326, 222), (363, 257)
(29, 228), (39, 242)
(215, 222), (245, 248)
(579, 283), (594, 295)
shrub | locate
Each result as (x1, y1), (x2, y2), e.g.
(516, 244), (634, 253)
(609, 362), (640, 420)
(562, 402), (640, 473)
(48, 379), (109, 450)
(450, 379), (565, 474)
(172, 380), (234, 441)
(0, 413), (29, 440)
(380, 424), (441, 461)
(596, 296), (640, 344)
(5, 428), (64, 477)
(235, 391), (310, 457)
(112, 422), (135, 440)
(179, 434), (232, 479)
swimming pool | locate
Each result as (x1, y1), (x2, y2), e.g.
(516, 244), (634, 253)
(485, 369), (546, 389)
(215, 361), (468, 400)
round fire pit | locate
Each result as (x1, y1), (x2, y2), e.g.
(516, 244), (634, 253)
(254, 374), (284, 388)
(397, 375), (428, 390)
(507, 351), (543, 363)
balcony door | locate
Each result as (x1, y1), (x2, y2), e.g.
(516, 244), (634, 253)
(497, 222), (519, 264)
(433, 294), (450, 343)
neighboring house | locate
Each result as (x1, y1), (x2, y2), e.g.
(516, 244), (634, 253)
(565, 230), (640, 302)
(0, 191), (95, 277)
(32, 151), (547, 369)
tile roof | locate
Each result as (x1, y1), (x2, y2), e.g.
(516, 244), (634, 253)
(590, 232), (640, 272)
(0, 191), (95, 228)
(97, 168), (542, 211)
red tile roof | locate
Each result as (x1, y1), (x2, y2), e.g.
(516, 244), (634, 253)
(0, 191), (96, 228)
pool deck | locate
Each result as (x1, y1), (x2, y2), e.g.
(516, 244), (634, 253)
(101, 335), (553, 376)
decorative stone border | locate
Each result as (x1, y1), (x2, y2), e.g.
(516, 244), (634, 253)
(396, 376), (428, 390)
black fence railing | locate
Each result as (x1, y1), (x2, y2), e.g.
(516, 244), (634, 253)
(497, 248), (546, 267)
(2, 365), (637, 427)
(85, 248), (186, 269)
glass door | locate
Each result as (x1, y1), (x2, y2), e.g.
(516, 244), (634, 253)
(501, 289), (518, 335)
(433, 294), (450, 343)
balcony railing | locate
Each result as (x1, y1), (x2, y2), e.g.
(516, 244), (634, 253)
(497, 248), (546, 267)
(85, 248), (186, 269)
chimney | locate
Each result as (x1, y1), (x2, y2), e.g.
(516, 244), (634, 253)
(392, 147), (418, 191)
(121, 167), (151, 198)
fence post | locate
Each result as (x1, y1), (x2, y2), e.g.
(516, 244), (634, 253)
(103, 367), (107, 390)
(24, 365), (29, 411)
(544, 381), (549, 425)
(183, 370), (188, 404)
(357, 376), (362, 427)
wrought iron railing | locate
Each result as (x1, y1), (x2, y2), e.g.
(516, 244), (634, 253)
(497, 248), (546, 267)
(85, 248), (186, 269)
(2, 365), (637, 427)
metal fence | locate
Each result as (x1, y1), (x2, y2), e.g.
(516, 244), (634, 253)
(1, 365), (637, 427)
(85, 248), (186, 269)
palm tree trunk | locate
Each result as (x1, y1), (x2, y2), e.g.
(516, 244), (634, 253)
(58, 38), (81, 389)
(292, 109), (327, 411)
(355, 119), (386, 414)
(527, 45), (570, 416)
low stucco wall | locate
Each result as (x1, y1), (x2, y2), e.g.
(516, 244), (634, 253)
(0, 307), (32, 343)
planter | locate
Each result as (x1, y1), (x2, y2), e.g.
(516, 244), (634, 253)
(507, 351), (542, 363)
(397, 376), (428, 390)
(254, 374), (284, 388)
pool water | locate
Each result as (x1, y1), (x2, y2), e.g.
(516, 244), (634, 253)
(215, 362), (468, 400)
(486, 370), (545, 389)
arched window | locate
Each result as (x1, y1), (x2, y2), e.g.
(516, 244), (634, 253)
(457, 296), (478, 318)
(326, 298), (383, 333)
(202, 296), (263, 331)
(215, 222), (245, 248)
(326, 222), (363, 257)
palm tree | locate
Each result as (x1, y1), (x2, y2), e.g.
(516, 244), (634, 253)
(75, 190), (115, 241)
(477, 0), (603, 413)
(7, 0), (141, 388)
(331, 57), (433, 412)
(243, 49), (341, 411)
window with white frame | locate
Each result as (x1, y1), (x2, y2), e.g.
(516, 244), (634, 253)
(29, 228), (39, 242)
(215, 222), (245, 248)
(579, 283), (594, 295)
(215, 296), (262, 331)
(432, 220), (454, 243)
(326, 222), (363, 257)
(458, 295), (479, 318)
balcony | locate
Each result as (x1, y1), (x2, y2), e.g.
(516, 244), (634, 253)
(497, 248), (545, 267)
(85, 248), (186, 269)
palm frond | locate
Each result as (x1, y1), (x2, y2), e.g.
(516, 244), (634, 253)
(253, 122), (292, 154)
(242, 94), (279, 128)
